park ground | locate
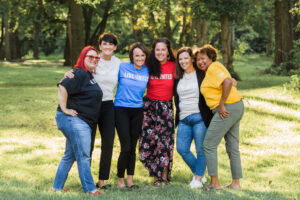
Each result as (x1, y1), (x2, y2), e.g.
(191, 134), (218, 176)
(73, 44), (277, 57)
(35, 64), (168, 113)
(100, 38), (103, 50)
(0, 54), (299, 200)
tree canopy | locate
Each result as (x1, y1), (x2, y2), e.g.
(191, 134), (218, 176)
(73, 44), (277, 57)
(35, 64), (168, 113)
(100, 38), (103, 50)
(0, 0), (299, 75)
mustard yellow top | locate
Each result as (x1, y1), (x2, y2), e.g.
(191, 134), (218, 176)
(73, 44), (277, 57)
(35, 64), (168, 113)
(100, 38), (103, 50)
(200, 61), (242, 110)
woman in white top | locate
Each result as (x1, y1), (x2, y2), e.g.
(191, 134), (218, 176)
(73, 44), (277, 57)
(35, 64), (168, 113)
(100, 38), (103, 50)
(65, 33), (120, 190)
(173, 47), (213, 189)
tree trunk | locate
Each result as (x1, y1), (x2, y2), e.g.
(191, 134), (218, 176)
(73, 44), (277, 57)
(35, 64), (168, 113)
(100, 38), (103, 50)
(201, 20), (209, 46)
(178, 5), (187, 47)
(266, 15), (273, 56)
(11, 29), (21, 60)
(64, 24), (71, 66)
(184, 23), (193, 47)
(220, 14), (232, 69)
(195, 18), (202, 47)
(274, 0), (293, 66)
(68, 0), (84, 66)
(83, 6), (93, 45)
(33, 19), (40, 59)
(149, 12), (159, 38)
(4, 12), (11, 61)
(0, 15), (4, 60)
(164, 0), (171, 40)
(195, 19), (209, 47)
(88, 0), (114, 46)
(220, 13), (239, 79)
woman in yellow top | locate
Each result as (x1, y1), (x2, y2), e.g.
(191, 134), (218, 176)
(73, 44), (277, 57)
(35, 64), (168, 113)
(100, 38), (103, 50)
(195, 44), (244, 190)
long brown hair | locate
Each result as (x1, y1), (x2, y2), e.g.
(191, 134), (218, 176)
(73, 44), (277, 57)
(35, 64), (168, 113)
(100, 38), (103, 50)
(175, 47), (193, 80)
(148, 38), (176, 77)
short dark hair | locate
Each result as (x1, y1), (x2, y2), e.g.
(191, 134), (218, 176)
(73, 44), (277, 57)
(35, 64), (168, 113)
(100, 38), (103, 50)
(98, 32), (118, 46)
(196, 44), (218, 62)
(129, 42), (149, 65)
(175, 47), (194, 79)
(148, 38), (176, 77)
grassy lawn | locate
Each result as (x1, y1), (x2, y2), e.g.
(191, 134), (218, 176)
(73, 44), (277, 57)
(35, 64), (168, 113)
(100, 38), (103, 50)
(0, 55), (299, 200)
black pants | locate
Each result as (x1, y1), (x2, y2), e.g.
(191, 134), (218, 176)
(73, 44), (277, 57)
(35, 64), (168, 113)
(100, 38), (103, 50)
(91, 101), (115, 180)
(115, 106), (143, 178)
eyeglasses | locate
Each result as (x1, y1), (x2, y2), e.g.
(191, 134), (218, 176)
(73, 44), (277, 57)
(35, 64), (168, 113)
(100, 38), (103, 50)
(85, 55), (100, 62)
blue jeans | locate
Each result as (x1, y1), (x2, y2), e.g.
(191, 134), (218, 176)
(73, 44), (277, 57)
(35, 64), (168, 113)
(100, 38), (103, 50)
(52, 111), (96, 193)
(176, 113), (207, 177)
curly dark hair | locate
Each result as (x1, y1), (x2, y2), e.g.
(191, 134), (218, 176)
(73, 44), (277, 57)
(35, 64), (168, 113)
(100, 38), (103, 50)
(175, 47), (194, 80)
(148, 38), (175, 77)
(196, 44), (218, 62)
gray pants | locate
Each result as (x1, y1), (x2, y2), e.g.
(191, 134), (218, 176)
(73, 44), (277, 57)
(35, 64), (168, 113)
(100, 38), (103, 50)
(203, 100), (244, 179)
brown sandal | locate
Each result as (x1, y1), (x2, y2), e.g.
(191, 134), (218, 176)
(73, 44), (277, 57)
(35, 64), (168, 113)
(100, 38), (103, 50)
(153, 180), (161, 187)
(160, 180), (168, 186)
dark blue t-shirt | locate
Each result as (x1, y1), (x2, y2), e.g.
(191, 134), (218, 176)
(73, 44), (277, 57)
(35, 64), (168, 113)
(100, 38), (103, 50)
(57, 68), (103, 128)
(114, 62), (149, 108)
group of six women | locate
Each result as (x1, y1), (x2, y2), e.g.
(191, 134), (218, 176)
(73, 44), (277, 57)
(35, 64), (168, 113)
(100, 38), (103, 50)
(52, 32), (244, 195)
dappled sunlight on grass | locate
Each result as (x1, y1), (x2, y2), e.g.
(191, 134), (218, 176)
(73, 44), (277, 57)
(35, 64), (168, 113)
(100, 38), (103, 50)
(246, 100), (300, 120)
(1, 56), (300, 199)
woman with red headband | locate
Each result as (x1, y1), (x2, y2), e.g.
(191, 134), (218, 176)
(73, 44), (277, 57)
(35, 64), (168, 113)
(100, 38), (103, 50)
(52, 46), (103, 195)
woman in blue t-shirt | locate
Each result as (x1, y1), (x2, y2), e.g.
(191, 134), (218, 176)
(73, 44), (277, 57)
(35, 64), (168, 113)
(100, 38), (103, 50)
(114, 42), (149, 188)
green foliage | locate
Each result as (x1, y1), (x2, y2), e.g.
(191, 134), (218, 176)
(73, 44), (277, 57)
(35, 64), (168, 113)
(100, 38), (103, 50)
(291, 0), (300, 32)
(202, 0), (250, 20)
(265, 41), (300, 76)
(190, 0), (212, 19)
(283, 75), (300, 92)
(234, 26), (260, 54)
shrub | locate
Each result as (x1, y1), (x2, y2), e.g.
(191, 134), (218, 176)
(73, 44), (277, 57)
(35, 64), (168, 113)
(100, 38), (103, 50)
(283, 75), (300, 92)
(265, 41), (300, 76)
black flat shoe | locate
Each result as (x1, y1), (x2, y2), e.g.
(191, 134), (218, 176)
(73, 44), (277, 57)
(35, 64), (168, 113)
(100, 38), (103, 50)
(126, 185), (139, 189)
(96, 183), (112, 189)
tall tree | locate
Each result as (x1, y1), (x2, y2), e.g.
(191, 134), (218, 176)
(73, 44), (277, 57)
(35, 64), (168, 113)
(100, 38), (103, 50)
(88, 0), (115, 46)
(274, 0), (293, 66)
(68, 0), (84, 66)
(266, 13), (273, 56)
(203, 0), (250, 79)
(83, 5), (94, 45)
(163, 0), (171, 39)
(4, 11), (10, 60)
(190, 0), (211, 47)
(0, 17), (4, 59)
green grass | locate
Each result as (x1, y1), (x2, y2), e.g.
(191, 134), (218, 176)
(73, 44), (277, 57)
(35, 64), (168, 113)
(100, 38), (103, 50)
(0, 54), (299, 200)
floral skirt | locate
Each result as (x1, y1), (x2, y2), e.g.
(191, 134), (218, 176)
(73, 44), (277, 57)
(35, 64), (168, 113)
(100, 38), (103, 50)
(139, 96), (174, 181)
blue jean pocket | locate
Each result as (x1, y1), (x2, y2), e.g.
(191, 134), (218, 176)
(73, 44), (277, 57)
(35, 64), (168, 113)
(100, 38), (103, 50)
(55, 111), (65, 130)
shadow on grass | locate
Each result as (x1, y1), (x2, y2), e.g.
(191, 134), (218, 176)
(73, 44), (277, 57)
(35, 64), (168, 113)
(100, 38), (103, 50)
(0, 83), (56, 87)
(237, 77), (289, 90)
(245, 107), (300, 123)
(0, 180), (295, 200)
(4, 143), (46, 155)
(244, 95), (299, 110)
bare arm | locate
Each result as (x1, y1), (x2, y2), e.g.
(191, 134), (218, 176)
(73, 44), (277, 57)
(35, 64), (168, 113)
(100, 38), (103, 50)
(217, 78), (233, 120)
(58, 85), (78, 116)
(231, 78), (237, 87)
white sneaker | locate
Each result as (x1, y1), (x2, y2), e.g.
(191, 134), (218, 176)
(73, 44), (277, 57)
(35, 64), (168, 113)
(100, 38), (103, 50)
(201, 176), (207, 184)
(190, 179), (203, 189)
(189, 176), (195, 187)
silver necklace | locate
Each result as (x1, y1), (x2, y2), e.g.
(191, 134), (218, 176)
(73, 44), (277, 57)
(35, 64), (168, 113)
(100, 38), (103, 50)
(183, 71), (194, 80)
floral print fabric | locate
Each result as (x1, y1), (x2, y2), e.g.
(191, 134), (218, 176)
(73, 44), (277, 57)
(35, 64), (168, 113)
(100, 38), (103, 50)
(139, 97), (175, 181)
